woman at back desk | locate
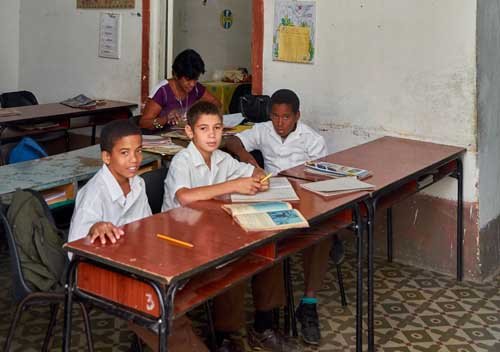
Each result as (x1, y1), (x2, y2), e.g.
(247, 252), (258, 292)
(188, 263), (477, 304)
(139, 49), (221, 130)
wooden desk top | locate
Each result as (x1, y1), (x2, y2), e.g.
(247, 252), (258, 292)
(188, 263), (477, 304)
(0, 145), (160, 198)
(0, 100), (137, 125)
(280, 136), (466, 194)
(65, 179), (368, 285)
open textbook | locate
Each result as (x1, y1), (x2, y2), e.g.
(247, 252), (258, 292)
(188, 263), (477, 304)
(230, 177), (299, 202)
(300, 176), (375, 197)
(222, 201), (309, 231)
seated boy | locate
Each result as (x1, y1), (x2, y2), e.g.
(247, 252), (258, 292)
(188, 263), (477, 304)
(162, 101), (302, 352)
(225, 89), (339, 346)
(68, 120), (208, 352)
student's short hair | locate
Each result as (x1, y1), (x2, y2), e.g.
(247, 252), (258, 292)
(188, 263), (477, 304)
(270, 89), (300, 113)
(187, 101), (222, 127)
(100, 120), (141, 152)
(172, 49), (206, 80)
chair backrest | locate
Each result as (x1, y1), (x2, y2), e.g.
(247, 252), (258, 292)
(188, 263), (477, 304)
(0, 202), (33, 302)
(140, 166), (168, 214)
(0, 90), (38, 108)
(2, 189), (66, 300)
(239, 94), (271, 123)
(228, 83), (252, 114)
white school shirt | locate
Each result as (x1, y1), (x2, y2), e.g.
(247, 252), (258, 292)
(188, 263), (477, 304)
(236, 121), (328, 174)
(68, 165), (152, 244)
(162, 141), (255, 211)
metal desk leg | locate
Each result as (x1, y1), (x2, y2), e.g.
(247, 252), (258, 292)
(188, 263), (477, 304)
(364, 200), (375, 352)
(387, 207), (393, 262)
(353, 204), (363, 352)
(160, 283), (179, 352)
(456, 158), (464, 281)
(62, 259), (79, 352)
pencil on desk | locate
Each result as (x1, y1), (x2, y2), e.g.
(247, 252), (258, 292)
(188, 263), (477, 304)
(156, 233), (194, 248)
(260, 173), (273, 183)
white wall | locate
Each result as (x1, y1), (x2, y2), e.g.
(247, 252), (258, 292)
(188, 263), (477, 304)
(17, 0), (143, 104)
(477, 1), (500, 228)
(263, 0), (478, 202)
(172, 0), (252, 81)
(0, 0), (20, 93)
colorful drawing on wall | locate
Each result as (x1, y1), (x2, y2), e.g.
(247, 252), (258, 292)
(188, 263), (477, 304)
(77, 0), (135, 9)
(220, 9), (233, 29)
(273, 0), (316, 64)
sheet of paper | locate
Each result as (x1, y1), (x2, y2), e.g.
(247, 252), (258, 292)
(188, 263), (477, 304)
(302, 177), (374, 193)
(223, 113), (245, 128)
(277, 26), (311, 63)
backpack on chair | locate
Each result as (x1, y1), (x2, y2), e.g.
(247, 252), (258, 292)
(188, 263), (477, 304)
(6, 189), (67, 292)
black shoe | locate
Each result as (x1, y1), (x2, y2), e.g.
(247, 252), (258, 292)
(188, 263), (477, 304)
(330, 235), (345, 265)
(295, 302), (320, 345)
(217, 338), (245, 352)
(247, 326), (303, 351)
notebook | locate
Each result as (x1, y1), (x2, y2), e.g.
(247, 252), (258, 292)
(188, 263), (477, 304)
(230, 177), (300, 202)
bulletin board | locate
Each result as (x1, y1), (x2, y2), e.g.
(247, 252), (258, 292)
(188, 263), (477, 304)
(77, 0), (135, 9)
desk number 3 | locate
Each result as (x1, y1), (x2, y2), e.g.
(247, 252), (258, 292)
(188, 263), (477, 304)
(145, 293), (155, 311)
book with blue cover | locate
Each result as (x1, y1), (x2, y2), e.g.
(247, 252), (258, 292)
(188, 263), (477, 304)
(222, 201), (309, 232)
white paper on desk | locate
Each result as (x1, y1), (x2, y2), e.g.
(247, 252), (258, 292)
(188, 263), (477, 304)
(223, 113), (245, 128)
(231, 177), (299, 202)
(302, 177), (374, 193)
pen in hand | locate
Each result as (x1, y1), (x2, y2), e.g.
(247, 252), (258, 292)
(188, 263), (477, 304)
(260, 173), (273, 184)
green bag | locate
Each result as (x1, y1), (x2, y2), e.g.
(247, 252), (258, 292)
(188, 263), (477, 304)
(7, 189), (67, 292)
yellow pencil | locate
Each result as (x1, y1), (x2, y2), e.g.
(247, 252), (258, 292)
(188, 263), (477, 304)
(260, 172), (273, 183)
(156, 233), (194, 248)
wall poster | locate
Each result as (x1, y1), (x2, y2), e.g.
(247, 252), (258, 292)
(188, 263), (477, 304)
(77, 0), (135, 9)
(273, 0), (316, 64)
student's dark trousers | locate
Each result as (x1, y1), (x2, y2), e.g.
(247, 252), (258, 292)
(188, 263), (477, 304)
(213, 264), (286, 332)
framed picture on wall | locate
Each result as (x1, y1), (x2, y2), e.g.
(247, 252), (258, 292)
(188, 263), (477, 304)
(77, 0), (135, 9)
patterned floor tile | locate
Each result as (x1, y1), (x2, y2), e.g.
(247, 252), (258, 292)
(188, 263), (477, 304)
(0, 242), (499, 351)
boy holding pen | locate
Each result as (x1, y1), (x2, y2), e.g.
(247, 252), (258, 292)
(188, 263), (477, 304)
(67, 120), (208, 352)
(225, 89), (340, 346)
(162, 101), (302, 352)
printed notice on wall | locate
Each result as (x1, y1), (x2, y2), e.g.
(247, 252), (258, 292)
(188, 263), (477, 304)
(99, 13), (121, 59)
(273, 1), (316, 64)
(78, 0), (135, 9)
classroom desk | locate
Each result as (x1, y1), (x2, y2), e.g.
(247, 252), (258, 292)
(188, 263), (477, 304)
(0, 144), (161, 204)
(62, 179), (369, 352)
(0, 100), (136, 145)
(280, 136), (466, 351)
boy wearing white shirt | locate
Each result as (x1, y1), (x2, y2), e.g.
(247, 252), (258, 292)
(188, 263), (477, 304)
(225, 89), (337, 346)
(68, 120), (208, 352)
(162, 102), (303, 352)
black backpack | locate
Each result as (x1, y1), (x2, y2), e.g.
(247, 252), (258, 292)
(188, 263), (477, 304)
(240, 94), (271, 123)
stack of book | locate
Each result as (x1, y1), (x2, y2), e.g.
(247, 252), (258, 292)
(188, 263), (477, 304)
(305, 161), (372, 179)
(142, 135), (184, 156)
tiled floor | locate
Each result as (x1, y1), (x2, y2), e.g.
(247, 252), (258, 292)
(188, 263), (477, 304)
(0, 243), (499, 351)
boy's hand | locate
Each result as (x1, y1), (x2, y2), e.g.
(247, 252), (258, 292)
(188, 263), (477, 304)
(234, 177), (264, 195)
(252, 167), (267, 179)
(88, 222), (124, 245)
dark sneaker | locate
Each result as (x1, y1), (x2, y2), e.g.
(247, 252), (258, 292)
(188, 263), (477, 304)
(330, 235), (345, 265)
(247, 327), (303, 352)
(295, 302), (320, 345)
(217, 338), (245, 352)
